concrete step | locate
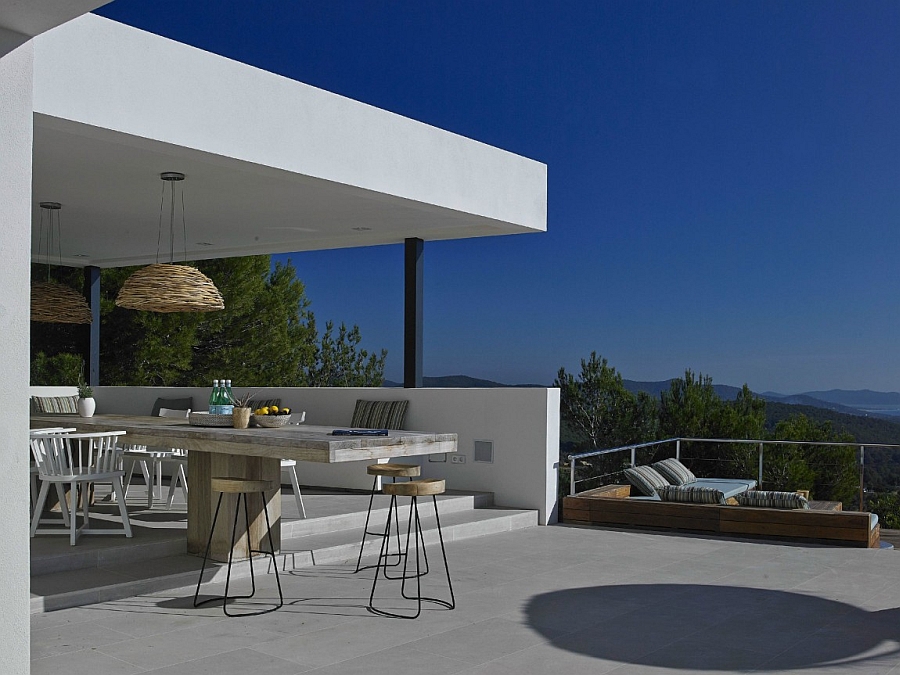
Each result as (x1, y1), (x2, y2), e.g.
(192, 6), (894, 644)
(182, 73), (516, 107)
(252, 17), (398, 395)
(30, 491), (492, 576)
(30, 505), (537, 613)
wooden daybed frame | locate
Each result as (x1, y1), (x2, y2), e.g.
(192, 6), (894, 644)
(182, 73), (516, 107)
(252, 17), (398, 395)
(563, 485), (880, 548)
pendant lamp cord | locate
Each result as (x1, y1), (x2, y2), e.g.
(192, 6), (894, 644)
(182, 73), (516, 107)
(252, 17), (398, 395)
(156, 179), (165, 265)
(181, 183), (187, 263)
(38, 206), (62, 282)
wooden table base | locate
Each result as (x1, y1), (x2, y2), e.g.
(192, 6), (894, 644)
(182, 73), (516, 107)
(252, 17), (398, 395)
(187, 451), (281, 560)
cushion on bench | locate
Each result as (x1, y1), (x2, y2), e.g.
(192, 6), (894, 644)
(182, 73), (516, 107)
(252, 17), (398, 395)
(736, 490), (810, 510)
(657, 484), (727, 505)
(351, 399), (408, 430)
(31, 395), (79, 414)
(623, 465), (669, 496)
(688, 478), (757, 500)
(652, 458), (696, 485)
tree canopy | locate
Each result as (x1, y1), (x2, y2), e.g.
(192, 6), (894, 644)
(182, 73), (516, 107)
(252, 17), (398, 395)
(31, 255), (386, 388)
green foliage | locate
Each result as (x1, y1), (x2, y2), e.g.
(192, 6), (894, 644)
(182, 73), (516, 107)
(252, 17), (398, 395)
(31, 352), (83, 386)
(555, 352), (658, 450)
(307, 320), (386, 387)
(770, 414), (857, 504)
(659, 372), (765, 478)
(555, 352), (659, 485)
(867, 492), (900, 529)
(32, 255), (386, 388)
(561, 355), (861, 506)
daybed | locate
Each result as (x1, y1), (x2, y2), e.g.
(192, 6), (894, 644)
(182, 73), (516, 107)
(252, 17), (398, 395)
(563, 459), (880, 548)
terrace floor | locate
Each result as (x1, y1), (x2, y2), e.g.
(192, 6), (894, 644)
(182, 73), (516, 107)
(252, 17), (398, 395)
(30, 502), (900, 675)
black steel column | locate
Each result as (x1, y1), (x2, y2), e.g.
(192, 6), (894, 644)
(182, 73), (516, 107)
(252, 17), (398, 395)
(404, 238), (423, 388)
(84, 266), (100, 387)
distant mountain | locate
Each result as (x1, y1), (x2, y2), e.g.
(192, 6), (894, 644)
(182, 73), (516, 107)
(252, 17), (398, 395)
(383, 375), (544, 388)
(802, 389), (900, 407)
(758, 392), (865, 417)
(623, 379), (744, 401)
(386, 375), (900, 422)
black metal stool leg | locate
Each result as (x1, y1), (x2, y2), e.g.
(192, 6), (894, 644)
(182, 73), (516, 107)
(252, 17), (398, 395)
(194, 489), (283, 616)
(368, 492), (454, 619)
(260, 491), (284, 609)
(356, 475), (406, 573)
(193, 492), (224, 607)
(368, 494), (397, 611)
(431, 494), (456, 610)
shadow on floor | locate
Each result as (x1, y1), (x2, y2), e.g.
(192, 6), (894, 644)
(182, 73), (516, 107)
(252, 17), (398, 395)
(527, 583), (900, 671)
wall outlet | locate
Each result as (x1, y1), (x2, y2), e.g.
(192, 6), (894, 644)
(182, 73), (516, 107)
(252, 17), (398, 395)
(450, 454), (466, 464)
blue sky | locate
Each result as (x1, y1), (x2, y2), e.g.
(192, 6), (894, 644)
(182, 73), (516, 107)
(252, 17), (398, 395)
(95, 1), (900, 393)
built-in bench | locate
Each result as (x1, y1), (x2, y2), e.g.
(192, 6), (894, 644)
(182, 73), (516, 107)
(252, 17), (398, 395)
(563, 485), (880, 548)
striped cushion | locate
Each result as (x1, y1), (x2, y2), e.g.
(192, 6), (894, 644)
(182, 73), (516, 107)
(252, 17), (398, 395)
(351, 400), (409, 430)
(623, 465), (669, 496)
(736, 490), (810, 510)
(657, 484), (726, 505)
(31, 395), (78, 414)
(652, 458), (696, 485)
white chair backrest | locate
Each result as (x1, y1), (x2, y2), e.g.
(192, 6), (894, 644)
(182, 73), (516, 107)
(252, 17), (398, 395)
(159, 407), (190, 418)
(31, 431), (126, 477)
(29, 427), (76, 437)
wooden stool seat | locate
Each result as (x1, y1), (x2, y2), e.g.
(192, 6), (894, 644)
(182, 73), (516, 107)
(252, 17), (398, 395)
(366, 463), (421, 478)
(383, 478), (445, 497)
(210, 477), (276, 494)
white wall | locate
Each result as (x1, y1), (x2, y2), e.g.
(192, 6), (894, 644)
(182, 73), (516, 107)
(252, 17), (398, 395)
(80, 386), (560, 525)
(0, 34), (34, 675)
(34, 14), (547, 235)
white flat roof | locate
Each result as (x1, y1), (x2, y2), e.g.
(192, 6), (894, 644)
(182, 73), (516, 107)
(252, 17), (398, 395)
(31, 14), (547, 267)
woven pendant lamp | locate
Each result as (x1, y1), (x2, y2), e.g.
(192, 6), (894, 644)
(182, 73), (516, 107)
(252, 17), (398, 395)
(115, 173), (224, 313)
(31, 202), (92, 324)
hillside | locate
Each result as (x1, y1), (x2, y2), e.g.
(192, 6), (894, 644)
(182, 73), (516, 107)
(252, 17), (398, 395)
(764, 402), (900, 445)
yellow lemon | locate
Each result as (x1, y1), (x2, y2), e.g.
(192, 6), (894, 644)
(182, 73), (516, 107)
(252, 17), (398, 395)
(270, 405), (279, 414)
(258, 406), (269, 415)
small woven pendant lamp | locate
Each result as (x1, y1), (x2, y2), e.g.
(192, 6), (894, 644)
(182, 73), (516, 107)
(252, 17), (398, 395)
(31, 202), (92, 324)
(115, 173), (224, 313)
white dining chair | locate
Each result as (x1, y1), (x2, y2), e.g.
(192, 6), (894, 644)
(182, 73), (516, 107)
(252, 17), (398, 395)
(122, 407), (190, 509)
(280, 459), (307, 518)
(30, 430), (132, 545)
(29, 428), (76, 526)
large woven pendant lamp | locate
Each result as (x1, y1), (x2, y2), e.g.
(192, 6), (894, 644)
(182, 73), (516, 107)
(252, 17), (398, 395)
(115, 172), (224, 313)
(31, 201), (92, 324)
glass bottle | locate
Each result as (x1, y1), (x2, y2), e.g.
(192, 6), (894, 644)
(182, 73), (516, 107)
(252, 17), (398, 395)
(221, 379), (234, 416)
(209, 379), (219, 415)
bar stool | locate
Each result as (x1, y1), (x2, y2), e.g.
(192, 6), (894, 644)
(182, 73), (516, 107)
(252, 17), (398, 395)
(193, 477), (283, 616)
(368, 478), (455, 619)
(355, 463), (421, 573)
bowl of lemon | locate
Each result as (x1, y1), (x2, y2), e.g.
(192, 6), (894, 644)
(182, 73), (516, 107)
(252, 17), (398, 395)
(251, 405), (292, 428)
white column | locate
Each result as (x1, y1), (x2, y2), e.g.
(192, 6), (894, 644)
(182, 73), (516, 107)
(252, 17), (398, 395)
(0, 29), (34, 675)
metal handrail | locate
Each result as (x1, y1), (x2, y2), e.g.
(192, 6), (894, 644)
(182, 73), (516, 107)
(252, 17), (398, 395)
(567, 437), (900, 504)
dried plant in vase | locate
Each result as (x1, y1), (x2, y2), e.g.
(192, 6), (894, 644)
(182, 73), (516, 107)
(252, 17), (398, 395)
(231, 391), (255, 429)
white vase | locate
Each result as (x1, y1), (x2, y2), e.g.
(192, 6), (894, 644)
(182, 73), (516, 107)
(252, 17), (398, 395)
(78, 397), (96, 418)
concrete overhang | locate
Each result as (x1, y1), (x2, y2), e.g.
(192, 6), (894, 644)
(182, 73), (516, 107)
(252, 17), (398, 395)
(30, 14), (548, 268)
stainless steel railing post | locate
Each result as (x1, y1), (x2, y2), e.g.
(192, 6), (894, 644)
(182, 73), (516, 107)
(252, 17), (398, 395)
(758, 442), (764, 488)
(675, 439), (681, 460)
(569, 456), (575, 496)
(859, 445), (865, 511)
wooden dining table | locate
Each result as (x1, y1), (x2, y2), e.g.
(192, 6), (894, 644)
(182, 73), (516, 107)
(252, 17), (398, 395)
(31, 414), (457, 559)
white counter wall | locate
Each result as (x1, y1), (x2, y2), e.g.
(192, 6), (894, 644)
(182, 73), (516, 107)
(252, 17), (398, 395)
(33, 386), (560, 524)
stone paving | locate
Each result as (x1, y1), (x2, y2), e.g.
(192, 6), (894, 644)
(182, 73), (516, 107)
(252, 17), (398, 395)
(30, 523), (900, 674)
